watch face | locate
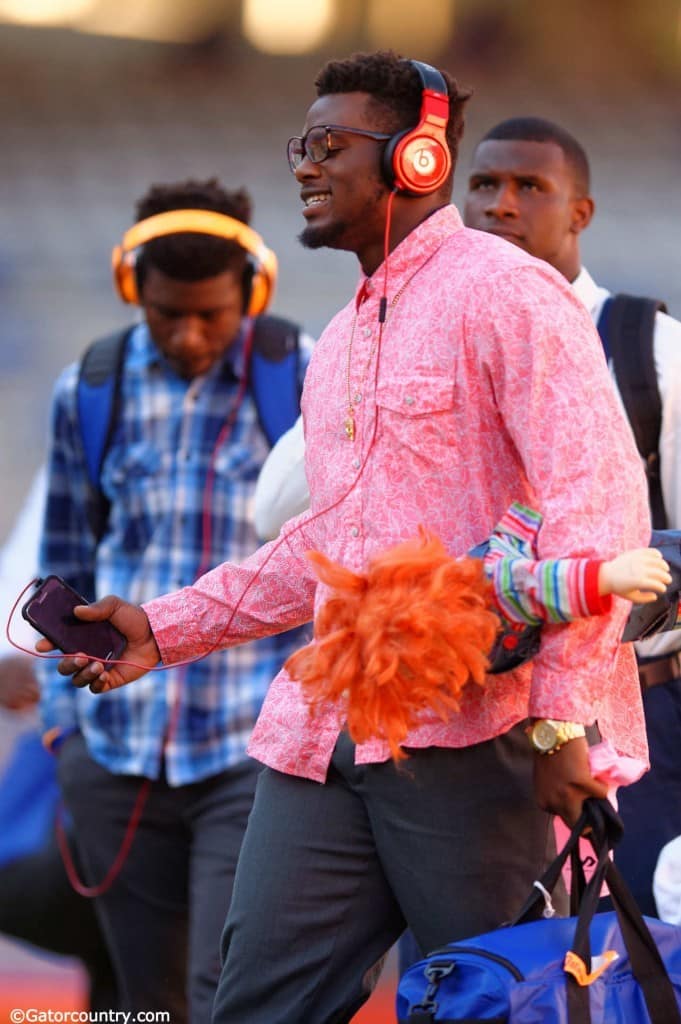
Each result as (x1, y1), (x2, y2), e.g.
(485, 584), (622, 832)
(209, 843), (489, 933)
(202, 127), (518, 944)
(532, 720), (558, 752)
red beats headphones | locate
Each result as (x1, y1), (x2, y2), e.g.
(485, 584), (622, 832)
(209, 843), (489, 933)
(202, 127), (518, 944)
(382, 60), (451, 196)
(111, 209), (278, 317)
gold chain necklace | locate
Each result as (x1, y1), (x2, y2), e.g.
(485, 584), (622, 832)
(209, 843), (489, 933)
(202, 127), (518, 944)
(343, 315), (361, 440)
(343, 280), (410, 441)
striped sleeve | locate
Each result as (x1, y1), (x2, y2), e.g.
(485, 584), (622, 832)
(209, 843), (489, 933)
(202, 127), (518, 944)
(484, 502), (612, 624)
(490, 555), (612, 625)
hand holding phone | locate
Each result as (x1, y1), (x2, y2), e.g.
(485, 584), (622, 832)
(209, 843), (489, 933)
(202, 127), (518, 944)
(22, 575), (127, 663)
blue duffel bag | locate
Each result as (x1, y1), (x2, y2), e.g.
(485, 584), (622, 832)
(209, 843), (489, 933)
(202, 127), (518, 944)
(397, 800), (681, 1023)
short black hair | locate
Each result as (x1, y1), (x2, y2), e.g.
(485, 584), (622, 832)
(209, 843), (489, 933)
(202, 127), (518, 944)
(315, 50), (472, 194)
(134, 178), (253, 288)
(479, 117), (590, 195)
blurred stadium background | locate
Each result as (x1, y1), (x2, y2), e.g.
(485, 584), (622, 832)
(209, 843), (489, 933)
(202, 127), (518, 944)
(1, 0), (680, 541)
(0, 0), (679, 1017)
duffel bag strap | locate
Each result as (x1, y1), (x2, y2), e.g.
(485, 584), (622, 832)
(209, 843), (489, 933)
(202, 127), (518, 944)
(512, 799), (680, 1024)
(567, 800), (681, 1024)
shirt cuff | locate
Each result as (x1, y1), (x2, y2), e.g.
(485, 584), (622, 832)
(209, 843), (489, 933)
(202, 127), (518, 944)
(584, 560), (612, 615)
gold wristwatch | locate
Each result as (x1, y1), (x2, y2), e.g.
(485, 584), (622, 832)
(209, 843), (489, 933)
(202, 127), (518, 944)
(527, 719), (586, 755)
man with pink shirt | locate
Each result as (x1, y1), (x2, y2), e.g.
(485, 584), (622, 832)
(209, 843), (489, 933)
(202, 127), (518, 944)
(49, 53), (650, 1023)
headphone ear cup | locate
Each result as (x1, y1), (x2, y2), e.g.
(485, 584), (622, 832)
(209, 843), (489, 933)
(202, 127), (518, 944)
(245, 250), (277, 317)
(111, 247), (139, 305)
(390, 130), (451, 195)
(382, 130), (407, 190)
(247, 268), (271, 318)
(382, 61), (452, 196)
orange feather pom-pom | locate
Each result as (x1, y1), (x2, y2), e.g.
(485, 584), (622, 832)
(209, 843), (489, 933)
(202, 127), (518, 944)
(285, 529), (500, 761)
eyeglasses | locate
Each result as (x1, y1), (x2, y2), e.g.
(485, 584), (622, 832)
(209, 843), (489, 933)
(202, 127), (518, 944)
(287, 125), (392, 173)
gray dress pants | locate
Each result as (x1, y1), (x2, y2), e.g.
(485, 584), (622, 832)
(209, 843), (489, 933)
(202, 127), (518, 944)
(57, 733), (261, 1023)
(212, 724), (560, 1024)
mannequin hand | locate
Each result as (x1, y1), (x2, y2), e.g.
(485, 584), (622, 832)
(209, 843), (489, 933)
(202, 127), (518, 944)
(599, 547), (671, 603)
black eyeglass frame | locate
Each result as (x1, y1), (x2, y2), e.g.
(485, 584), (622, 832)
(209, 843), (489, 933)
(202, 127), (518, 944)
(287, 125), (392, 173)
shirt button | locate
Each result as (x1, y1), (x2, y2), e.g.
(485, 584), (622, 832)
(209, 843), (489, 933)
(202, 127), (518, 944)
(354, 392), (362, 403)
(352, 458), (360, 469)
(405, 395), (415, 406)
(350, 526), (359, 537)
(363, 327), (372, 338)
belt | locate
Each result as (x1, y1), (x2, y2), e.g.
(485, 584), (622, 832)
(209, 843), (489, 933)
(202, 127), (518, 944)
(638, 652), (681, 692)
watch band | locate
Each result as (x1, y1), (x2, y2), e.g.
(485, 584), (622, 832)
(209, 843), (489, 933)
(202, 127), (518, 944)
(527, 718), (586, 755)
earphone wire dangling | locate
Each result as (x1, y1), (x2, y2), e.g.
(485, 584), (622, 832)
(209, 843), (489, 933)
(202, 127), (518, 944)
(379, 188), (399, 324)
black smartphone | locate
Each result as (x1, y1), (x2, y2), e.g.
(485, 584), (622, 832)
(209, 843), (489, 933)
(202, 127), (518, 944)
(22, 575), (126, 663)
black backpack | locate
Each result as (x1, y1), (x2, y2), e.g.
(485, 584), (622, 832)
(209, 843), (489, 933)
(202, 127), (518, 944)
(597, 293), (669, 529)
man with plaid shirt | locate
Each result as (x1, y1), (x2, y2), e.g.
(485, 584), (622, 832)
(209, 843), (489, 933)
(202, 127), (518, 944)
(38, 178), (311, 1021)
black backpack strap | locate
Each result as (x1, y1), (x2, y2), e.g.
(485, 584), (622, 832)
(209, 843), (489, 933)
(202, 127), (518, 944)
(250, 314), (303, 446)
(76, 327), (131, 542)
(597, 293), (668, 530)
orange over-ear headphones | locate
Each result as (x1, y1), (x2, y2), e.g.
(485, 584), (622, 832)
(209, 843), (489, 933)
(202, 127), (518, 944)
(382, 60), (452, 196)
(111, 209), (278, 317)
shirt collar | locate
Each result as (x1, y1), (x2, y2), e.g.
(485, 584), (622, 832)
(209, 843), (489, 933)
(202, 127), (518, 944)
(354, 204), (464, 309)
(571, 266), (602, 319)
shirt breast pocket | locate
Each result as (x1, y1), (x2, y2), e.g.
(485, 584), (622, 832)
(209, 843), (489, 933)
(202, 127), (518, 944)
(102, 442), (166, 537)
(212, 437), (269, 483)
(375, 374), (455, 456)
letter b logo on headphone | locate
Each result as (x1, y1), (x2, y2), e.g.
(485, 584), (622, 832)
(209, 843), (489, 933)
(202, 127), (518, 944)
(383, 60), (452, 196)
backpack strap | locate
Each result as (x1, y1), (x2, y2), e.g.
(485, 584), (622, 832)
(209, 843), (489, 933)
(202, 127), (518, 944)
(76, 327), (131, 542)
(597, 293), (668, 530)
(250, 314), (302, 446)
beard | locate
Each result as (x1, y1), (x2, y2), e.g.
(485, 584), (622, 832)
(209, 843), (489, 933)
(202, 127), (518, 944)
(298, 181), (388, 253)
(298, 218), (352, 252)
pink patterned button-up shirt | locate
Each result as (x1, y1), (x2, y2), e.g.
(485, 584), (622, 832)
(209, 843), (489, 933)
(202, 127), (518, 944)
(144, 205), (650, 782)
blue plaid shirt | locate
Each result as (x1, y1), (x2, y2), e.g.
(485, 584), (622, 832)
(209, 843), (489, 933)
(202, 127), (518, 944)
(39, 320), (311, 785)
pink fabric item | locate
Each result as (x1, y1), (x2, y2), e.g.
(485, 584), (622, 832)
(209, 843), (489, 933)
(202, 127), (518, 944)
(144, 205), (651, 782)
(554, 740), (646, 889)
